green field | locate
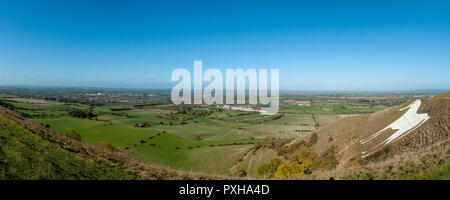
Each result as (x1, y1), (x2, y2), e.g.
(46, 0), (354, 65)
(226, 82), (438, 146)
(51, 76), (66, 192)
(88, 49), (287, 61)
(1, 93), (407, 176)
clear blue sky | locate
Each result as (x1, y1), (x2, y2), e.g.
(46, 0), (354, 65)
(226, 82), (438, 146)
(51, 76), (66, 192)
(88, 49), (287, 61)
(0, 0), (449, 90)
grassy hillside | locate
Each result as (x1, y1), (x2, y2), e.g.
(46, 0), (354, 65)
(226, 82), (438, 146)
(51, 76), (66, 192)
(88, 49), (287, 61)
(0, 106), (212, 180)
(262, 93), (450, 179)
(0, 92), (437, 179)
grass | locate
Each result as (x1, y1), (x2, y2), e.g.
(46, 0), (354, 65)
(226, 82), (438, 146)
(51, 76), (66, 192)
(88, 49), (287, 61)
(314, 114), (338, 126)
(112, 109), (179, 126)
(33, 117), (157, 148)
(183, 145), (252, 175)
(413, 162), (450, 180)
(149, 123), (230, 139)
(33, 116), (258, 175)
(21, 97), (345, 175)
(265, 114), (315, 126)
(2, 93), (415, 178)
(288, 93), (450, 180)
(0, 113), (191, 180)
(244, 148), (279, 178)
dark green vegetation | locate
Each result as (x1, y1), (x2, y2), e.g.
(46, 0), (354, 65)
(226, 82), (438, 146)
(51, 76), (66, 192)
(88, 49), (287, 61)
(2, 88), (446, 179)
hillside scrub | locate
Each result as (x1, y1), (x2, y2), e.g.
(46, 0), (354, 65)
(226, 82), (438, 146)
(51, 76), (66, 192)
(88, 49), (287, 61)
(256, 158), (282, 178)
(255, 133), (339, 178)
(274, 162), (305, 178)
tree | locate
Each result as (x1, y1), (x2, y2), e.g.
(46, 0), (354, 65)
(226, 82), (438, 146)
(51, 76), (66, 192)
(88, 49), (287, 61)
(68, 110), (90, 118)
(256, 158), (282, 178)
(87, 105), (96, 119)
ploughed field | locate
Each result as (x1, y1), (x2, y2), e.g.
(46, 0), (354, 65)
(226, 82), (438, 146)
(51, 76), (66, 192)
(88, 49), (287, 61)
(0, 94), (408, 177)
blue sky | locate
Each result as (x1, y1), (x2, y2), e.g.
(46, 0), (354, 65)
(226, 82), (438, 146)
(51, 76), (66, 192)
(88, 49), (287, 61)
(0, 0), (449, 90)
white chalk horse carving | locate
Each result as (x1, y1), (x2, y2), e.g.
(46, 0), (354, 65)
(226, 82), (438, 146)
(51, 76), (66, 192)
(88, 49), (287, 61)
(360, 99), (430, 158)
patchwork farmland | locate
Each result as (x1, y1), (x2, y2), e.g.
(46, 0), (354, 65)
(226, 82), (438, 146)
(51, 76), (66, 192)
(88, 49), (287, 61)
(0, 88), (415, 177)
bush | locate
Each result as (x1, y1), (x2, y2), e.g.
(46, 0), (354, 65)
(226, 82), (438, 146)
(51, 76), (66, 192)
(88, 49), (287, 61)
(135, 123), (149, 128)
(66, 130), (82, 141)
(307, 133), (318, 146)
(274, 162), (304, 178)
(236, 169), (247, 177)
(317, 145), (339, 169)
(99, 141), (118, 151)
(294, 146), (317, 164)
(256, 158), (282, 178)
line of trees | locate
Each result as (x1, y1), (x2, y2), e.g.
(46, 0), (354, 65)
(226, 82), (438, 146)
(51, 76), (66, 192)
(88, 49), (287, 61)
(68, 105), (95, 119)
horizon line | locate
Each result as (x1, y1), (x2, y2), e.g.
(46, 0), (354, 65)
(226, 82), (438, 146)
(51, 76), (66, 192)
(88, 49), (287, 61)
(0, 84), (448, 93)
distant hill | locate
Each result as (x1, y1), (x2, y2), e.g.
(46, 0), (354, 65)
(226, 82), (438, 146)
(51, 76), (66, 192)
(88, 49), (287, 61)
(287, 92), (450, 179)
(0, 105), (210, 180)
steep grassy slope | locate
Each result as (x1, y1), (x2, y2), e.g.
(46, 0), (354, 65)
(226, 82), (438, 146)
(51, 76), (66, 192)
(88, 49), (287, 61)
(285, 93), (450, 179)
(297, 139), (450, 180)
(0, 106), (212, 180)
